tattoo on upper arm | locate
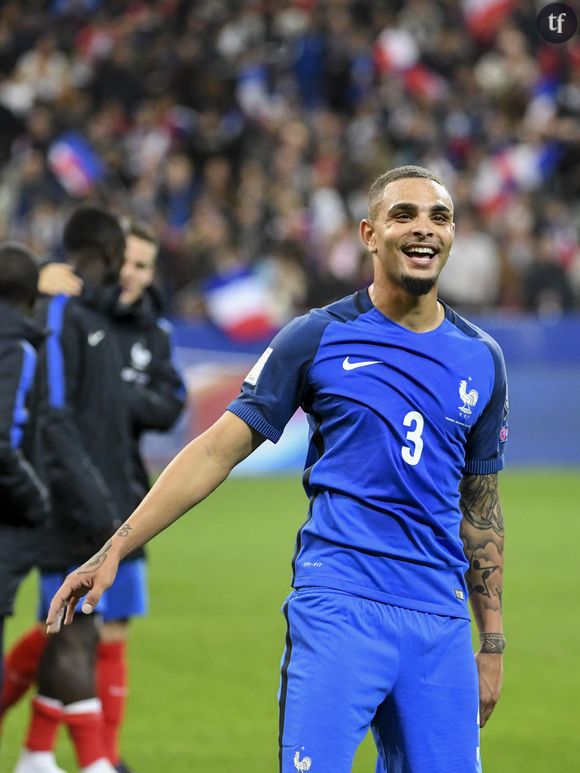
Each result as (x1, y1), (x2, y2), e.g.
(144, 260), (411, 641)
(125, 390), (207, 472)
(459, 473), (504, 536)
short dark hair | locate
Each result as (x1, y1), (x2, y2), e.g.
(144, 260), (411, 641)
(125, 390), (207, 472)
(128, 220), (159, 251)
(368, 166), (450, 219)
(0, 242), (39, 308)
(63, 204), (125, 267)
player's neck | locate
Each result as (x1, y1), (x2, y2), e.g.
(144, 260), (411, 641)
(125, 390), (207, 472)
(368, 282), (444, 333)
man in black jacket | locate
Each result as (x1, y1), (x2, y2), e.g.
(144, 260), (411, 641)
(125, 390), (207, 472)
(114, 221), (186, 506)
(14, 206), (132, 773)
(5, 222), (185, 773)
(95, 222), (186, 773)
(0, 243), (49, 706)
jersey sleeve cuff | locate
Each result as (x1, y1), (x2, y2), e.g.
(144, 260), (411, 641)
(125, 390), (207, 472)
(227, 401), (282, 443)
(464, 457), (505, 475)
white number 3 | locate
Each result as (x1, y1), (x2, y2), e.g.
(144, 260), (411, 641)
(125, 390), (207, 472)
(401, 411), (424, 466)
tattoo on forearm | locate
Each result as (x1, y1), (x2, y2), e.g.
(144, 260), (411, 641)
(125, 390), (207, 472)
(460, 474), (504, 615)
(468, 553), (500, 599)
(479, 632), (506, 654)
(459, 473), (504, 535)
(77, 539), (112, 574)
(116, 523), (132, 538)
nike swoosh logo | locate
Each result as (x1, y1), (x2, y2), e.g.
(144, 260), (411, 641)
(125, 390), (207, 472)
(342, 357), (381, 371)
(88, 330), (106, 347)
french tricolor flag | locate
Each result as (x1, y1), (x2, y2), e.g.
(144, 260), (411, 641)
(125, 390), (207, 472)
(374, 28), (419, 73)
(48, 132), (104, 197)
(463, 0), (515, 40)
(472, 143), (563, 214)
(203, 267), (278, 342)
(374, 29), (447, 101)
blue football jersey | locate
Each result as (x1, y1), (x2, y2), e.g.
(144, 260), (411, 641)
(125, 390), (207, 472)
(228, 289), (508, 618)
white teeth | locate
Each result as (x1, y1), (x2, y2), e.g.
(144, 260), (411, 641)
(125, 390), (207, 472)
(405, 247), (435, 256)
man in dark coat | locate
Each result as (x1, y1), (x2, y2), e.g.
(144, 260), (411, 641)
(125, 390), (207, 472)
(14, 205), (131, 773)
(5, 221), (185, 773)
(93, 222), (186, 773)
(0, 243), (49, 705)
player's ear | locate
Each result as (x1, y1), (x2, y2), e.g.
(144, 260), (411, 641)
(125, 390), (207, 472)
(360, 219), (377, 253)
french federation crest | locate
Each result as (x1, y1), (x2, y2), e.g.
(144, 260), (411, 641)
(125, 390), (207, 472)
(294, 751), (312, 771)
(458, 378), (479, 415)
(130, 341), (152, 370)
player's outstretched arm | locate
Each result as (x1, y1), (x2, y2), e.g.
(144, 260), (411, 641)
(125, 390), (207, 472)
(46, 411), (264, 633)
(459, 472), (505, 729)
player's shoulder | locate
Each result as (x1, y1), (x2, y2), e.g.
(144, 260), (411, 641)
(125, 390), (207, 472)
(286, 289), (369, 331)
(274, 290), (368, 348)
(320, 288), (372, 323)
(443, 303), (505, 364)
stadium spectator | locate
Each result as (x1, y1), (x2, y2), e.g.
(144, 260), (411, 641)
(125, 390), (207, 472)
(11, 34), (72, 110)
(0, 243), (49, 709)
(46, 167), (507, 772)
(14, 205), (132, 773)
(522, 234), (576, 316)
(0, 0), (576, 320)
(437, 207), (502, 312)
(4, 222), (187, 773)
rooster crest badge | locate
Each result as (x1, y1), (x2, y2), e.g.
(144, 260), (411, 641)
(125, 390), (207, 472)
(458, 378), (479, 415)
(294, 751), (312, 771)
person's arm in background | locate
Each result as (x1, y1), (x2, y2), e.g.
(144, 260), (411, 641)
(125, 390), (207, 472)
(38, 262), (83, 297)
(46, 411), (264, 631)
(0, 342), (49, 527)
(459, 472), (505, 728)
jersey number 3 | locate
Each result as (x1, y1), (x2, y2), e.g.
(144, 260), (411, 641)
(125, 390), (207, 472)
(401, 411), (424, 466)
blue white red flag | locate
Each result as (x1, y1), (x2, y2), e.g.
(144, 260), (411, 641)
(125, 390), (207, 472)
(374, 29), (448, 101)
(48, 132), (105, 197)
(463, 0), (515, 40)
(472, 143), (564, 214)
(203, 266), (278, 342)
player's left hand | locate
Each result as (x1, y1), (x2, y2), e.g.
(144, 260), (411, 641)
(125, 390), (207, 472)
(475, 651), (503, 727)
(45, 544), (119, 634)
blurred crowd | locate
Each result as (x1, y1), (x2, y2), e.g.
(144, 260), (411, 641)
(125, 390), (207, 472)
(0, 0), (579, 329)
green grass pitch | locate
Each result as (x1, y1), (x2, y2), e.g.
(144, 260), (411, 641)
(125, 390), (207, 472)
(2, 470), (579, 772)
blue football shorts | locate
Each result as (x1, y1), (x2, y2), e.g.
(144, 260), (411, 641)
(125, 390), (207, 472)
(38, 559), (148, 623)
(278, 587), (482, 773)
(102, 558), (148, 623)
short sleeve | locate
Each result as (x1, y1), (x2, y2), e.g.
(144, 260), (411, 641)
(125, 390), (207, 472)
(227, 311), (329, 443)
(464, 339), (508, 474)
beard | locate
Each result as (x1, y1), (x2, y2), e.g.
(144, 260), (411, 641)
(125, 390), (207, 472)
(400, 273), (437, 296)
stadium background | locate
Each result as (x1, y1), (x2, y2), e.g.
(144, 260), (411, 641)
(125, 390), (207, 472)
(1, 0), (579, 771)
